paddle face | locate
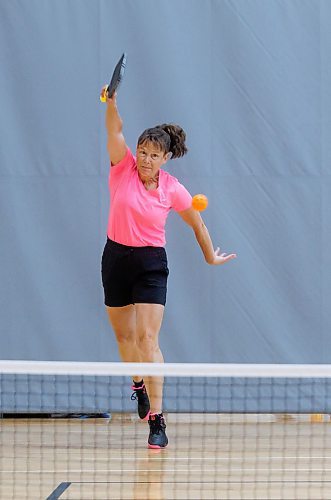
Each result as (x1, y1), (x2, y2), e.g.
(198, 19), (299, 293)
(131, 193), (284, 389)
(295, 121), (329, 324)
(107, 53), (127, 98)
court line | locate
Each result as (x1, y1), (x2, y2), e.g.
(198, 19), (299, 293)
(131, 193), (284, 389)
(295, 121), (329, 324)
(3, 456), (331, 462)
(45, 478), (331, 499)
(55, 480), (331, 484)
(3, 467), (331, 473)
(46, 482), (71, 500)
(42, 455), (331, 461)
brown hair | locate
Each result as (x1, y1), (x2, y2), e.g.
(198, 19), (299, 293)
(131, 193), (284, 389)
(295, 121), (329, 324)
(137, 123), (188, 159)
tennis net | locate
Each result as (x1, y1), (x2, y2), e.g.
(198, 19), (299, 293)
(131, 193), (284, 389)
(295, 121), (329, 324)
(1, 361), (331, 499)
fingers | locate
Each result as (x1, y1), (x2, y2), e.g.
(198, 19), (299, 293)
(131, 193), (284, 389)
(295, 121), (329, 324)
(212, 252), (237, 265)
(226, 254), (237, 260)
(222, 254), (237, 263)
(100, 85), (108, 102)
(100, 87), (117, 104)
(215, 248), (236, 258)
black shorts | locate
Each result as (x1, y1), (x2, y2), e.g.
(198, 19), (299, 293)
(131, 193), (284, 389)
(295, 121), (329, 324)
(101, 239), (169, 307)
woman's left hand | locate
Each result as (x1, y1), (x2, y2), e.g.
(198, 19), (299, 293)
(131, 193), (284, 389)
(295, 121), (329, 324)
(209, 247), (237, 265)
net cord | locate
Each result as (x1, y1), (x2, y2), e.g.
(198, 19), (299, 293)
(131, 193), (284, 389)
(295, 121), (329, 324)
(0, 361), (331, 378)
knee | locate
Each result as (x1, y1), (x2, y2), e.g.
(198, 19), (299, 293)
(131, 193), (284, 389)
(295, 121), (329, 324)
(114, 329), (136, 345)
(137, 330), (158, 354)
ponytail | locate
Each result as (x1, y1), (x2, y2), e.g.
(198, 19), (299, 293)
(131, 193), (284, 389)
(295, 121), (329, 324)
(157, 124), (188, 159)
(137, 123), (188, 159)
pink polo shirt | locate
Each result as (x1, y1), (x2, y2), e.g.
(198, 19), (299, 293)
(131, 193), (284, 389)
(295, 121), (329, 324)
(107, 148), (192, 247)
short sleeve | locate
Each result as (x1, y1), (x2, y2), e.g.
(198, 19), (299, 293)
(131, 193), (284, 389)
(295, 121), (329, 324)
(172, 181), (192, 212)
(110, 147), (136, 173)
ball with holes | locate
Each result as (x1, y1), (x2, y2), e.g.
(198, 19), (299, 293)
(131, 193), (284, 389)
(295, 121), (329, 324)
(192, 194), (208, 212)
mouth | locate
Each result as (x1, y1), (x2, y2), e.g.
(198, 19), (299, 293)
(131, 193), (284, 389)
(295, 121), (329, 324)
(140, 166), (152, 173)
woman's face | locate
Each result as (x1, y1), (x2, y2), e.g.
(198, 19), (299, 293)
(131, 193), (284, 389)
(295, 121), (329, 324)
(136, 141), (169, 181)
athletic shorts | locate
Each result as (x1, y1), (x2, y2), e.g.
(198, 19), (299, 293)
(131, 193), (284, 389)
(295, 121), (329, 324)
(101, 239), (169, 307)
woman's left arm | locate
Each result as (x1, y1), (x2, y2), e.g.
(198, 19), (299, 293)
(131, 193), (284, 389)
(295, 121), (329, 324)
(178, 208), (237, 265)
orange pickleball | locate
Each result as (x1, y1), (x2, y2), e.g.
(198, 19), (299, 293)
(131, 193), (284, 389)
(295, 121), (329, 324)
(192, 194), (208, 211)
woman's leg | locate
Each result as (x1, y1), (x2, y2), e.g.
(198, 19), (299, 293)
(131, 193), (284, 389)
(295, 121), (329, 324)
(106, 305), (141, 382)
(107, 302), (167, 447)
(135, 303), (165, 414)
(106, 303), (166, 413)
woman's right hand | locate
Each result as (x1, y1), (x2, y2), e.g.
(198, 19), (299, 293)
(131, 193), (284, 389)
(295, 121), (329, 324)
(100, 85), (108, 102)
(100, 86), (117, 105)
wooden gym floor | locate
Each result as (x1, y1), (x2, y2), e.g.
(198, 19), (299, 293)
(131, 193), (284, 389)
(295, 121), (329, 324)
(1, 413), (331, 499)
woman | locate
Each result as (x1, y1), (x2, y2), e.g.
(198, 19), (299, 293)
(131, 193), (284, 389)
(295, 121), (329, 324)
(101, 91), (237, 449)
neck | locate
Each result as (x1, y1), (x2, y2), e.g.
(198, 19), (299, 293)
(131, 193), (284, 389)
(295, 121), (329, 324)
(142, 172), (159, 187)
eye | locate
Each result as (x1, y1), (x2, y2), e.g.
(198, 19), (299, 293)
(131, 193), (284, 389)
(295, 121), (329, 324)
(152, 154), (159, 160)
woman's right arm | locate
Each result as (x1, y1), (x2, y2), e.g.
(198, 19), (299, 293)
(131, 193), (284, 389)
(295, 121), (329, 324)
(104, 91), (128, 165)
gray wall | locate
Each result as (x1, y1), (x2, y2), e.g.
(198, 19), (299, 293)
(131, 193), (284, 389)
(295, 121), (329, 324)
(1, 0), (330, 364)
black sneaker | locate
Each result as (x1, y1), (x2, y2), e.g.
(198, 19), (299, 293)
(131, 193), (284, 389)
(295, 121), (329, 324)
(131, 381), (150, 420)
(148, 413), (168, 449)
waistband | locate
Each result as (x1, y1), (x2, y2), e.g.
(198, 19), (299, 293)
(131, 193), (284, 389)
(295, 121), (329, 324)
(106, 238), (166, 256)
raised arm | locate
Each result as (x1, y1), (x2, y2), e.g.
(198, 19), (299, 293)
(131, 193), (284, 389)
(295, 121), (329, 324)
(178, 207), (237, 265)
(103, 90), (128, 165)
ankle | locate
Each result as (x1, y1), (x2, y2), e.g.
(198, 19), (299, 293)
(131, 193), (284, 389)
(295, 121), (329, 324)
(132, 379), (144, 388)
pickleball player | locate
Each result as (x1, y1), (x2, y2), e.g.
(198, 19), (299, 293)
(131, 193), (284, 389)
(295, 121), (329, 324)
(101, 91), (237, 448)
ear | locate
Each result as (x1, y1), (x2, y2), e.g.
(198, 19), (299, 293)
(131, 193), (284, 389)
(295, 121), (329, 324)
(164, 152), (172, 162)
